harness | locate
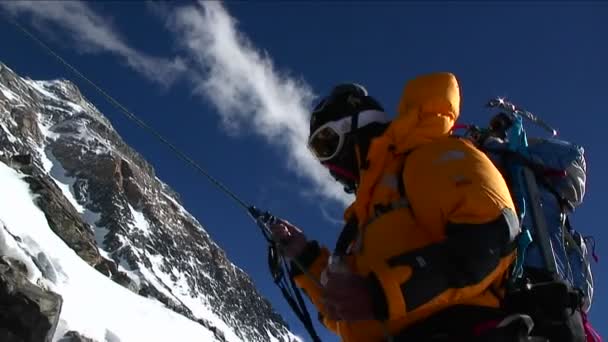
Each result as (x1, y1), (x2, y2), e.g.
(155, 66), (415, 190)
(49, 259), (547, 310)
(333, 151), (411, 256)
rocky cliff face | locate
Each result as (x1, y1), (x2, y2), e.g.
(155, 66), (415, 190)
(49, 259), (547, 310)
(0, 62), (294, 342)
(0, 253), (62, 342)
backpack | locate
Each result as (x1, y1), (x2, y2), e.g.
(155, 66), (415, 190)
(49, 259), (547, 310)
(459, 99), (598, 342)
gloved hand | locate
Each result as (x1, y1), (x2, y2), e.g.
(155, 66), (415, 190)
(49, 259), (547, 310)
(322, 268), (377, 321)
(269, 219), (308, 260)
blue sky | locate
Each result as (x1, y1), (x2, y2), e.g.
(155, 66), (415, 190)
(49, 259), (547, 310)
(1, 1), (606, 340)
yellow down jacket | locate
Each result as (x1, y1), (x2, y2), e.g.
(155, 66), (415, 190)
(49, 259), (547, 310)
(293, 72), (520, 342)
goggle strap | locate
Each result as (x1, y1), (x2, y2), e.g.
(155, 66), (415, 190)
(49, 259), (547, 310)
(351, 111), (359, 132)
(308, 109), (388, 162)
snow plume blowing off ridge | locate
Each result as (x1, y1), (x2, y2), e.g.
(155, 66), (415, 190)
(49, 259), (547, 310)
(0, 1), (186, 87)
(166, 1), (352, 205)
(2, 0), (353, 206)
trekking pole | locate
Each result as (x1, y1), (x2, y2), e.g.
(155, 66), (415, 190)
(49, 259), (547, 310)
(521, 168), (558, 275)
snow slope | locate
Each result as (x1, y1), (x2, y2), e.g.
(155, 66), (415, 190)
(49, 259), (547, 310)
(0, 161), (221, 342)
(1, 62), (297, 342)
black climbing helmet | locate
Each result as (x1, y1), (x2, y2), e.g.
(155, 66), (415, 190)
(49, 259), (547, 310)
(308, 83), (387, 162)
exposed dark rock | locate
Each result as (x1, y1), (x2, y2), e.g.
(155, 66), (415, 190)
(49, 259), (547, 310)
(12, 107), (43, 145)
(0, 329), (23, 342)
(21, 173), (101, 267)
(119, 159), (145, 208)
(110, 271), (139, 294)
(196, 317), (227, 342)
(0, 153), (34, 175)
(59, 330), (96, 342)
(0, 256), (62, 342)
(10, 154), (32, 169)
(138, 281), (193, 317)
(94, 257), (118, 277)
(0, 61), (294, 341)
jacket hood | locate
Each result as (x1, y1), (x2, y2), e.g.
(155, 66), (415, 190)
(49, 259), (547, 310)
(346, 72), (462, 223)
(386, 72), (460, 153)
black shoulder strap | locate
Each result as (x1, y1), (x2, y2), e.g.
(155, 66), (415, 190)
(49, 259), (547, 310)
(334, 218), (358, 256)
(333, 150), (414, 256)
(397, 157), (408, 199)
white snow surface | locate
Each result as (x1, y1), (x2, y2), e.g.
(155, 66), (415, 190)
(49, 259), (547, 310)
(0, 162), (222, 342)
(25, 79), (62, 101)
(45, 150), (85, 213)
(1, 66), (299, 342)
(0, 121), (18, 143)
(0, 84), (19, 101)
(128, 204), (150, 235)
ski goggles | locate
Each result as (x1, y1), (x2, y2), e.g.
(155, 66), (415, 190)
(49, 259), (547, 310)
(307, 109), (389, 162)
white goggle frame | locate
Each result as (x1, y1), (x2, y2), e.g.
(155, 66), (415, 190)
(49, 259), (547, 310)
(307, 109), (389, 162)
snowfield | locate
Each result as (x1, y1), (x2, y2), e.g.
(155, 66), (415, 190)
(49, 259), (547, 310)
(0, 63), (298, 342)
(0, 161), (222, 342)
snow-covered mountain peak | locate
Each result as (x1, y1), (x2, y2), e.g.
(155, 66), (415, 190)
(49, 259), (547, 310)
(0, 61), (298, 342)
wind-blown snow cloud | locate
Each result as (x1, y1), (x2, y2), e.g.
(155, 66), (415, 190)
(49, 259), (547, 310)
(2, 0), (351, 206)
(0, 1), (186, 87)
(166, 1), (352, 205)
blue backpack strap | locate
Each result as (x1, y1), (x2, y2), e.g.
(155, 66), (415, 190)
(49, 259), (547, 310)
(496, 110), (559, 280)
(504, 115), (533, 279)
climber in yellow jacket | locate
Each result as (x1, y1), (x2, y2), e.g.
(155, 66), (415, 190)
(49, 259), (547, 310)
(271, 73), (525, 341)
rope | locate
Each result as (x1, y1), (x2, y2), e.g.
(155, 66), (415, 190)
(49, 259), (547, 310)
(8, 16), (326, 341)
(6, 16), (251, 212)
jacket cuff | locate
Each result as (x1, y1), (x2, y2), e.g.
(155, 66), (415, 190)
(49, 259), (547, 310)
(290, 241), (321, 277)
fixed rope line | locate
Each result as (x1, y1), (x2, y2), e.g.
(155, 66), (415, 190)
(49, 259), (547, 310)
(8, 16), (251, 211)
(8, 17), (330, 341)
